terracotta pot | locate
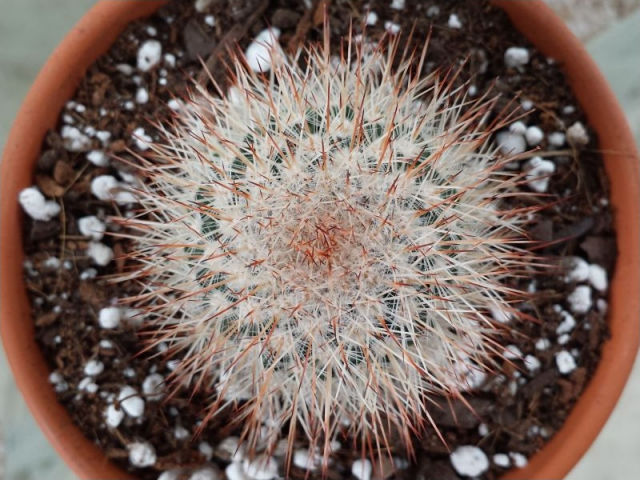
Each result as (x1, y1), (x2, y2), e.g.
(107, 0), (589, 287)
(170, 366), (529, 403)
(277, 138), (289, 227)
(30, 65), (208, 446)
(1, 1), (638, 479)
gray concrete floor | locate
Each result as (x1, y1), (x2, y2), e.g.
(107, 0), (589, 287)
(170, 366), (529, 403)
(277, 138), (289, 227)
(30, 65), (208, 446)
(1, 2), (639, 479)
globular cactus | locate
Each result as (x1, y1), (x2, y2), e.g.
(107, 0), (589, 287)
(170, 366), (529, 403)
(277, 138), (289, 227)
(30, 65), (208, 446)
(120, 35), (536, 466)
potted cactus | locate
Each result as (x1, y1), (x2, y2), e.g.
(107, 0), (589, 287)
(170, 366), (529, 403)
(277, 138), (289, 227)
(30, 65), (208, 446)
(1, 1), (638, 480)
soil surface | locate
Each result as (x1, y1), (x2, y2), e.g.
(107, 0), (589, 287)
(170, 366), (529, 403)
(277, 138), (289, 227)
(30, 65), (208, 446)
(22, 0), (614, 479)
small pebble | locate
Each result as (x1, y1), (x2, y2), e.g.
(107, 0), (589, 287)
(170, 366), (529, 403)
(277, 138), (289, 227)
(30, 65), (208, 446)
(84, 359), (104, 376)
(104, 403), (125, 428)
(351, 459), (372, 480)
(450, 446), (489, 477)
(496, 131), (527, 155)
(132, 127), (153, 151)
(78, 215), (106, 240)
(136, 87), (149, 104)
(87, 242), (114, 267)
(199, 441), (214, 461)
(588, 264), (608, 292)
(524, 156), (556, 193)
(98, 307), (120, 329)
(448, 14), (462, 29)
(567, 285), (592, 314)
(18, 187), (60, 221)
(87, 150), (109, 167)
(555, 350), (577, 375)
(504, 47), (530, 68)
(365, 11), (378, 26)
(525, 125), (544, 147)
(61, 125), (92, 152)
(142, 373), (165, 400)
(384, 21), (401, 35)
(243, 456), (278, 480)
(118, 386), (145, 418)
(128, 441), (156, 467)
(567, 121), (589, 146)
(245, 28), (281, 73)
(493, 453), (511, 468)
(548, 131), (566, 147)
(225, 463), (247, 480)
(189, 467), (221, 480)
(137, 40), (162, 72)
(509, 452), (528, 468)
(565, 256), (590, 283)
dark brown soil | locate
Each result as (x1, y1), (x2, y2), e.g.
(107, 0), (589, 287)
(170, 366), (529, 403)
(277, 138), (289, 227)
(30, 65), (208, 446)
(22, 0), (614, 479)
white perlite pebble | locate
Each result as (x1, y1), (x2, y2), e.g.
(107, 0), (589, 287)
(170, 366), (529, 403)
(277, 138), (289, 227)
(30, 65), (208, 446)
(137, 40), (162, 72)
(525, 156), (556, 193)
(510, 452), (528, 468)
(351, 459), (373, 480)
(78, 216), (106, 240)
(293, 449), (321, 471)
(119, 386), (145, 418)
(365, 11), (378, 25)
(548, 131), (566, 147)
(489, 305), (512, 324)
(509, 121), (527, 135)
(132, 127), (153, 150)
(521, 99), (534, 111)
(504, 345), (522, 360)
(168, 99), (181, 111)
(217, 437), (245, 463)
(87, 241), (113, 267)
(91, 175), (136, 204)
(556, 350), (577, 375)
(195, 0), (214, 12)
(158, 470), (182, 480)
(164, 53), (177, 68)
(493, 453), (511, 468)
(390, 0), (405, 10)
(478, 423), (489, 436)
(174, 426), (189, 440)
(243, 456), (278, 480)
(450, 446), (490, 477)
(588, 264), (608, 292)
(226, 463), (248, 480)
(142, 373), (165, 400)
(18, 187), (60, 221)
(245, 28), (281, 73)
(44, 257), (61, 269)
(128, 442), (156, 467)
(567, 285), (592, 314)
(504, 47), (530, 69)
(525, 125), (544, 147)
(384, 21), (401, 35)
(448, 14), (462, 29)
(199, 441), (214, 460)
(90, 175), (118, 201)
(136, 87), (149, 104)
(204, 15), (216, 27)
(104, 403), (125, 428)
(99, 307), (121, 329)
(78, 376), (98, 393)
(189, 467), (221, 480)
(524, 355), (541, 372)
(565, 256), (590, 282)
(87, 150), (109, 167)
(556, 309), (577, 335)
(496, 131), (526, 155)
(84, 359), (104, 376)
(61, 125), (92, 152)
(567, 121), (589, 146)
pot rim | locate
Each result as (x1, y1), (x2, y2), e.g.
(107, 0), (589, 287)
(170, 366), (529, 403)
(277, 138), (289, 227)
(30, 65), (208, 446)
(1, 1), (638, 479)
